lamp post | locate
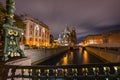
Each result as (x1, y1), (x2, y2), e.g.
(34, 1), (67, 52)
(0, 0), (25, 61)
(5, 0), (15, 25)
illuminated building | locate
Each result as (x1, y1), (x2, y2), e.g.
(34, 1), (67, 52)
(58, 26), (77, 46)
(21, 16), (50, 48)
(83, 35), (103, 46)
(103, 30), (120, 44)
(80, 30), (120, 46)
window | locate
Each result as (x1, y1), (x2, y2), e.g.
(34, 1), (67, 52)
(30, 38), (32, 41)
(30, 31), (32, 35)
(34, 25), (39, 30)
(31, 25), (33, 29)
(35, 38), (37, 41)
(35, 31), (38, 36)
(42, 28), (45, 33)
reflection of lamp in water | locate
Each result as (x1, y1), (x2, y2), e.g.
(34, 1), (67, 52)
(70, 51), (74, 60)
(63, 55), (68, 65)
(83, 50), (89, 64)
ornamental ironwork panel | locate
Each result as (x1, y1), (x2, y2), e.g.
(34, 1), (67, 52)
(0, 0), (25, 61)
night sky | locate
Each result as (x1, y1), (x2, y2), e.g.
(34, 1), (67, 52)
(1, 0), (120, 43)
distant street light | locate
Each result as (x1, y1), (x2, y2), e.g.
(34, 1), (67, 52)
(21, 32), (24, 44)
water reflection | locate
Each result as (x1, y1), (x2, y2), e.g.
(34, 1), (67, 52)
(70, 51), (74, 61)
(83, 50), (89, 64)
(79, 47), (83, 53)
(56, 52), (67, 65)
(62, 54), (67, 65)
(39, 48), (104, 65)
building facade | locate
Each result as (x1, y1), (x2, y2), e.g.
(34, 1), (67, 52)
(22, 17), (50, 48)
(81, 30), (120, 47)
(103, 30), (120, 44)
(83, 35), (103, 46)
(58, 26), (77, 46)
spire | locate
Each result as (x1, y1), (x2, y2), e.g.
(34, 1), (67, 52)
(64, 24), (70, 34)
(72, 26), (75, 31)
(71, 26), (77, 45)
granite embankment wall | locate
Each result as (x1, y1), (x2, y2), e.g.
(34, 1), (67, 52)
(85, 46), (120, 62)
(24, 46), (69, 65)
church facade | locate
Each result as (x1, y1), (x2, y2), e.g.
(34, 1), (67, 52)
(58, 27), (77, 46)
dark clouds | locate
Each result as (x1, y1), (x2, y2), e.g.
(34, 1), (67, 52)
(1, 0), (120, 42)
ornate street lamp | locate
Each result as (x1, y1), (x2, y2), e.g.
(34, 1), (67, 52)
(0, 0), (25, 61)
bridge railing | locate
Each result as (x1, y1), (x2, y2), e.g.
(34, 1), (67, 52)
(2, 63), (120, 80)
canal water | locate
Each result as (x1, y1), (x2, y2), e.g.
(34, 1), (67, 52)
(39, 47), (104, 65)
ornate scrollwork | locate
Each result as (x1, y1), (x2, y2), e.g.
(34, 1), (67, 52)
(8, 29), (19, 36)
(14, 31), (18, 36)
(8, 29), (14, 35)
(1, 0), (25, 61)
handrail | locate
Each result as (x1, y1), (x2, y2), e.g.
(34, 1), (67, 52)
(2, 63), (120, 80)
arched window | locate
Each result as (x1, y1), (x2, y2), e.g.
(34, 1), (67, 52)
(42, 28), (45, 33)
(34, 25), (39, 36)
(34, 25), (39, 30)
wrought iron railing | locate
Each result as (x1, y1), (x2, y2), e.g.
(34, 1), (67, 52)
(2, 63), (120, 80)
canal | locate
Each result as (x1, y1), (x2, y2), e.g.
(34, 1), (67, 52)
(38, 47), (105, 65)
